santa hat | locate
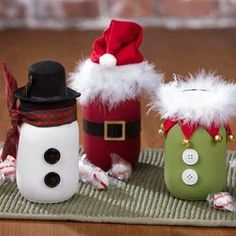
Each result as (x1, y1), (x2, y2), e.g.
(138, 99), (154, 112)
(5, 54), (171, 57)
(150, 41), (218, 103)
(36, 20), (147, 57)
(69, 19), (162, 108)
(149, 71), (236, 146)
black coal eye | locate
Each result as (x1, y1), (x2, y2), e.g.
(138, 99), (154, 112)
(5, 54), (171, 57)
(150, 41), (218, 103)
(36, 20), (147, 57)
(44, 172), (60, 188)
(44, 148), (60, 164)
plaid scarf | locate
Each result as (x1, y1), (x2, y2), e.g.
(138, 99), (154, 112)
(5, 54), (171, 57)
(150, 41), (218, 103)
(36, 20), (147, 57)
(1, 63), (77, 161)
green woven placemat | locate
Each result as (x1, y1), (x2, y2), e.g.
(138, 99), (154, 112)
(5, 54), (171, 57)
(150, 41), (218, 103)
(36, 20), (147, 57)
(0, 148), (236, 227)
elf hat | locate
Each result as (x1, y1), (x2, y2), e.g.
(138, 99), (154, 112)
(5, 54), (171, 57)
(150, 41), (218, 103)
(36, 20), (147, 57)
(149, 71), (236, 145)
(69, 19), (163, 107)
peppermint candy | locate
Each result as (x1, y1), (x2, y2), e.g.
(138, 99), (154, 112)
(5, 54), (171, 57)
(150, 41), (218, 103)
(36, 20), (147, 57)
(79, 154), (109, 190)
(207, 192), (236, 213)
(109, 153), (132, 182)
(0, 155), (16, 182)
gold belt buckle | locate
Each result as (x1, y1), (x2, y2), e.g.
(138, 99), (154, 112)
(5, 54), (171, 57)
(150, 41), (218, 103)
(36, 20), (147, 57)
(104, 120), (126, 141)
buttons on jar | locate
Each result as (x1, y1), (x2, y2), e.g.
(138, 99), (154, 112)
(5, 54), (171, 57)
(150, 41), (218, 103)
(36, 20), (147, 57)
(182, 149), (199, 165)
(44, 148), (60, 164)
(181, 169), (198, 185)
(43, 148), (61, 188)
(44, 172), (60, 188)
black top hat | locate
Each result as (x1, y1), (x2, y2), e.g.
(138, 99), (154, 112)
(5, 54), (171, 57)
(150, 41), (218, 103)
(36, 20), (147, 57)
(15, 60), (80, 102)
(15, 60), (80, 111)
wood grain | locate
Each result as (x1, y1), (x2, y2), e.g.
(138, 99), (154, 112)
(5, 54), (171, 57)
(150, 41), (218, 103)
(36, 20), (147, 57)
(0, 220), (236, 236)
(0, 28), (236, 235)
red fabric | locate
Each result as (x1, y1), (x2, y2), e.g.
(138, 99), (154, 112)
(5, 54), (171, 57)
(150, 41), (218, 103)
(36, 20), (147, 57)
(1, 63), (77, 161)
(224, 124), (232, 135)
(179, 120), (198, 139)
(163, 118), (177, 134)
(83, 99), (141, 171)
(205, 123), (220, 137)
(90, 19), (144, 66)
(21, 106), (77, 127)
(163, 117), (232, 139)
(1, 63), (19, 161)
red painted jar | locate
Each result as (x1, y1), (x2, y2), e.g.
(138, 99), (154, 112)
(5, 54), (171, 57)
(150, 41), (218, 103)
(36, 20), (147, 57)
(82, 98), (141, 171)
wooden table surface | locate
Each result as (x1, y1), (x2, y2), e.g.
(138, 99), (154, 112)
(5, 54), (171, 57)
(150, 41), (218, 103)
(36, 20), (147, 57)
(0, 28), (236, 235)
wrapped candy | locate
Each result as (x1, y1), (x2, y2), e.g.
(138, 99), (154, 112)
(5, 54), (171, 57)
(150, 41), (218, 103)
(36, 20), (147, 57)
(79, 154), (109, 189)
(229, 159), (236, 168)
(0, 144), (3, 158)
(0, 155), (16, 183)
(207, 192), (236, 213)
(108, 153), (132, 182)
(79, 153), (131, 189)
(0, 146), (16, 183)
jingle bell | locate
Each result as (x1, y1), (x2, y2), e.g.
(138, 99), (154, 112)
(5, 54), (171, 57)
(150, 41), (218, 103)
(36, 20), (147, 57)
(158, 128), (164, 135)
(227, 134), (235, 142)
(214, 135), (223, 143)
(182, 138), (190, 148)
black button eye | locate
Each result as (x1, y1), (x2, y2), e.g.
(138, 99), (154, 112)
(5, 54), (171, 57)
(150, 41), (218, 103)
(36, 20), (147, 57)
(44, 148), (60, 164)
(44, 172), (60, 188)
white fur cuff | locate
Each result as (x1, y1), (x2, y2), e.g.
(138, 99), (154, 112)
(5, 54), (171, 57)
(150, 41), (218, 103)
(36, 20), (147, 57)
(68, 59), (163, 108)
(150, 71), (236, 127)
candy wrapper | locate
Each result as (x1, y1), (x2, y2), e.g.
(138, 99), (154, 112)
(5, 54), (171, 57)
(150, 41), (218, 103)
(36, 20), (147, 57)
(207, 192), (236, 213)
(108, 153), (132, 182)
(79, 154), (109, 189)
(0, 144), (3, 157)
(79, 153), (132, 189)
(0, 145), (16, 183)
(229, 159), (236, 168)
(0, 151), (16, 183)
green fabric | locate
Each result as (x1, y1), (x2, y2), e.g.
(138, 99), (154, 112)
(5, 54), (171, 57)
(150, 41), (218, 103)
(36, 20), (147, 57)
(0, 148), (236, 227)
(165, 125), (227, 200)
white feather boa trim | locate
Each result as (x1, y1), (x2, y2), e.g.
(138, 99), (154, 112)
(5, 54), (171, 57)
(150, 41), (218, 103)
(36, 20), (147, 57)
(150, 71), (236, 127)
(68, 59), (163, 108)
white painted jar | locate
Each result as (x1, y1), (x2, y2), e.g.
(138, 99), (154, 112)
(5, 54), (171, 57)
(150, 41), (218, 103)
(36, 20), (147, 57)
(16, 121), (79, 203)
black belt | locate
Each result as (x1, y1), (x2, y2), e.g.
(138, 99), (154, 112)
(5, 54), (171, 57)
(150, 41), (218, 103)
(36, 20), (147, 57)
(83, 119), (141, 141)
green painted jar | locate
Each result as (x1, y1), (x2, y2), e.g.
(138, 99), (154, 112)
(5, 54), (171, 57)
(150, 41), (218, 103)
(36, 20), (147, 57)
(164, 125), (227, 200)
(150, 72), (236, 200)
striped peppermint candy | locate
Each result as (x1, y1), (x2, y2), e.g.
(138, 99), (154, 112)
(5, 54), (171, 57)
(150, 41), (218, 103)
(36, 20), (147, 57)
(0, 155), (16, 181)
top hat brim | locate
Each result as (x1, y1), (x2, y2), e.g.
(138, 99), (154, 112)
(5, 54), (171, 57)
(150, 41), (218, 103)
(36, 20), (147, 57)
(15, 87), (81, 103)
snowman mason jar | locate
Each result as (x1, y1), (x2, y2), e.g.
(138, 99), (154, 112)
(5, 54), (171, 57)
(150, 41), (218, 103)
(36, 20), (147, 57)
(1, 61), (81, 203)
(150, 72), (236, 200)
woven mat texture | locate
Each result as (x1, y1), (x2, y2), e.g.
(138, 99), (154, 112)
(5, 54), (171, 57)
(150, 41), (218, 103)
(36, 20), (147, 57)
(0, 148), (236, 227)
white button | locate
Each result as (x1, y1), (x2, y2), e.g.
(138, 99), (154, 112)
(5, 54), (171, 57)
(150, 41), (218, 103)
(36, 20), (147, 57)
(181, 169), (198, 185)
(182, 149), (199, 165)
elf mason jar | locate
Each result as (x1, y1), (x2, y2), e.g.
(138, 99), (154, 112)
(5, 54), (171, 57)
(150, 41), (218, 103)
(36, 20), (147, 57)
(69, 20), (162, 173)
(150, 72), (236, 200)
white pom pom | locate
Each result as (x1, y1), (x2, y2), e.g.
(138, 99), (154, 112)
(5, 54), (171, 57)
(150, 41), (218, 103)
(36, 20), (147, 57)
(99, 53), (117, 68)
